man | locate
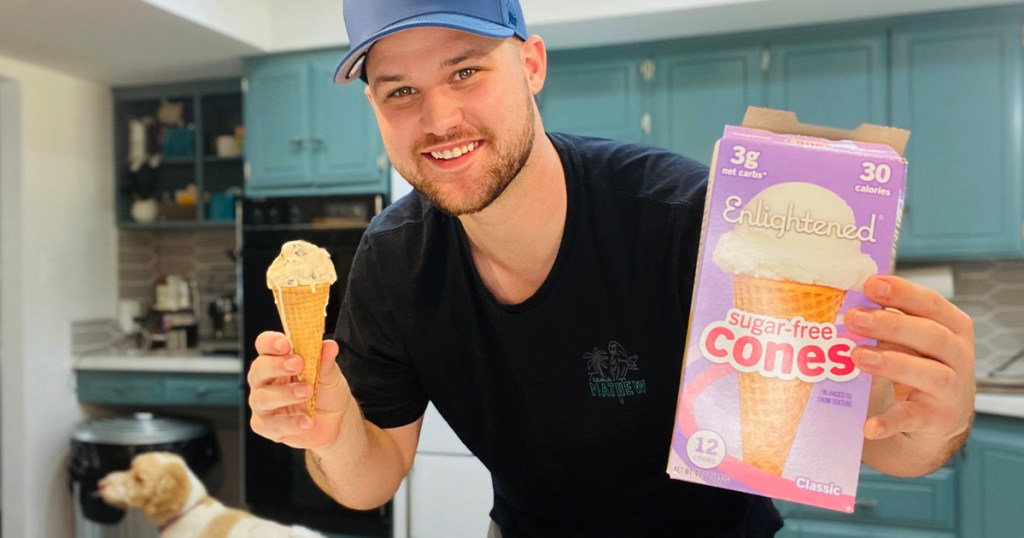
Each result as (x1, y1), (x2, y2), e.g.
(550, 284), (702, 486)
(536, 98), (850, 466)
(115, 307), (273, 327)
(247, 0), (976, 535)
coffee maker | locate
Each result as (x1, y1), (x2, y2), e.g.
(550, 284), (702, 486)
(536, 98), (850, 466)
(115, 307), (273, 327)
(208, 294), (239, 341)
(142, 275), (200, 350)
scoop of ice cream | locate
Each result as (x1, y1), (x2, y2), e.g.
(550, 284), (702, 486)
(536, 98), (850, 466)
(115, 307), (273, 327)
(712, 182), (877, 290)
(266, 240), (338, 289)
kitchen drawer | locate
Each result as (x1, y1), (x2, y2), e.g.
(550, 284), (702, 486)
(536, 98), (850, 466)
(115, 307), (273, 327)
(76, 371), (165, 405)
(164, 375), (241, 405)
(76, 371), (241, 407)
(778, 519), (955, 537)
(776, 466), (956, 530)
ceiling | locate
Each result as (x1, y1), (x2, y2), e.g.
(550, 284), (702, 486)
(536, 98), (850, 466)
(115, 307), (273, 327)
(0, 0), (1018, 87)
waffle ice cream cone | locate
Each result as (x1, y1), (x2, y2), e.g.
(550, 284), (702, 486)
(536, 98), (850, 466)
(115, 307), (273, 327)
(733, 274), (847, 475)
(274, 284), (331, 416)
(267, 240), (337, 417)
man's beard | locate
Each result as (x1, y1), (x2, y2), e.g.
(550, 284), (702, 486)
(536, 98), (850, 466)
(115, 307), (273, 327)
(402, 94), (537, 216)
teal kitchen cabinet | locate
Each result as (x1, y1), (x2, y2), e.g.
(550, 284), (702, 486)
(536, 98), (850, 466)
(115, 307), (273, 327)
(113, 79), (244, 229)
(776, 464), (957, 537)
(778, 521), (953, 537)
(652, 26), (886, 165)
(540, 49), (649, 144)
(891, 13), (1024, 259)
(652, 42), (764, 166)
(960, 414), (1024, 538)
(76, 371), (242, 407)
(765, 29), (889, 130)
(243, 49), (389, 197)
(544, 26), (888, 168)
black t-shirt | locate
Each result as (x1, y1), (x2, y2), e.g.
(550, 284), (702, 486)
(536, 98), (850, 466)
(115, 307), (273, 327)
(336, 132), (783, 537)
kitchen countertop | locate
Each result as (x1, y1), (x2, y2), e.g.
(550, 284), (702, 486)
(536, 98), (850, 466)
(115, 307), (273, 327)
(71, 349), (1024, 416)
(73, 347), (242, 374)
(975, 391), (1024, 420)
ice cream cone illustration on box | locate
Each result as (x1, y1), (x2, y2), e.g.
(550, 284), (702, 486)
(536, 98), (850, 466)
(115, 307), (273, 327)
(712, 182), (877, 475)
(267, 240), (338, 416)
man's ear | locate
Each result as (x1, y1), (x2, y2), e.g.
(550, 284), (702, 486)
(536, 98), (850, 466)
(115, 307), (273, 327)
(521, 35), (547, 95)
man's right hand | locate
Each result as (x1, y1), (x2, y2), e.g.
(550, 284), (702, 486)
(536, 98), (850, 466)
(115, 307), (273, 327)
(247, 331), (352, 450)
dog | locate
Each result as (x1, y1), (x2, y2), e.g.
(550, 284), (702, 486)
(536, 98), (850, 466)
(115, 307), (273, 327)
(99, 452), (325, 537)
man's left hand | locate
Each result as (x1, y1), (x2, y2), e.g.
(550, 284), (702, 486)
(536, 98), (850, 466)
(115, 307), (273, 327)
(846, 275), (975, 449)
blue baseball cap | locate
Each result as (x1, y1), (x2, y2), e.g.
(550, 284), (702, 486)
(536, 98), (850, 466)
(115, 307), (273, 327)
(334, 0), (528, 85)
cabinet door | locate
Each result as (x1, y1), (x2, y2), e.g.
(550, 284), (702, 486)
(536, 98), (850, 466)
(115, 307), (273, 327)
(766, 31), (888, 130)
(654, 45), (764, 166)
(776, 465), (956, 531)
(408, 454), (493, 538)
(541, 52), (646, 143)
(244, 56), (313, 191)
(892, 16), (1023, 258)
(308, 51), (389, 194)
(779, 519), (954, 537)
(961, 414), (1024, 538)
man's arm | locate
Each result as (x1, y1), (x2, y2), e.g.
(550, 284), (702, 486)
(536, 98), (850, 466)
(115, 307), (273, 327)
(305, 407), (422, 510)
(248, 332), (423, 509)
(844, 275), (976, 477)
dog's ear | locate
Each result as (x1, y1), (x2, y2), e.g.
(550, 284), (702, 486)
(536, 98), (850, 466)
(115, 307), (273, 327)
(140, 460), (191, 524)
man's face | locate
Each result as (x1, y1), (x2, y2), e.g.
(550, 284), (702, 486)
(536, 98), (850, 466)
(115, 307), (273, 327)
(364, 27), (541, 215)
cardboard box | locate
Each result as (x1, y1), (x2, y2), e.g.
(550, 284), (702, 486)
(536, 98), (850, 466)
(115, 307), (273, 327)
(666, 107), (909, 512)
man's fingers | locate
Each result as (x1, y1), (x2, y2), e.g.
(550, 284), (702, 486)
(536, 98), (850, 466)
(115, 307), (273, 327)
(249, 380), (313, 413)
(255, 330), (292, 356)
(845, 307), (967, 372)
(246, 353), (304, 387)
(864, 401), (928, 440)
(250, 407), (315, 442)
(852, 346), (955, 397)
(862, 275), (973, 336)
(322, 339), (340, 365)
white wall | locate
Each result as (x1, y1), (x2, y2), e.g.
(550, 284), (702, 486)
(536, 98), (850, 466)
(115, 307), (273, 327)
(0, 53), (117, 538)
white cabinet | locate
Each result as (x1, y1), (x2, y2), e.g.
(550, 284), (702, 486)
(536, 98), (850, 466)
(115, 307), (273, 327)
(408, 453), (493, 538)
(403, 404), (493, 538)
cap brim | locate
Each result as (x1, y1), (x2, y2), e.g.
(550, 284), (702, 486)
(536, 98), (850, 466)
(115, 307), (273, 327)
(334, 14), (517, 85)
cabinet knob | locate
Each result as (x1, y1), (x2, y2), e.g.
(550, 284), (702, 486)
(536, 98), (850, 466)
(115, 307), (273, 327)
(290, 137), (305, 152)
(195, 387), (208, 397)
(312, 137), (325, 152)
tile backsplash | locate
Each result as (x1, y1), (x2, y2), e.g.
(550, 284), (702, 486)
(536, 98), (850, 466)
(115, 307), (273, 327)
(922, 259), (1024, 379)
(118, 228), (237, 338)
(114, 228), (1023, 376)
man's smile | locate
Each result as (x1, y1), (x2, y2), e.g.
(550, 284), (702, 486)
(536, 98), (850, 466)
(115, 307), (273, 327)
(425, 141), (483, 161)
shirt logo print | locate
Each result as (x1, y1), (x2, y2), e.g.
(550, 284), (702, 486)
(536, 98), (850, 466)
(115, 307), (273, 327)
(584, 341), (647, 404)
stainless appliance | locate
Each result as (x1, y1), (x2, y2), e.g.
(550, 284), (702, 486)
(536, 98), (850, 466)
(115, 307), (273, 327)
(141, 274), (200, 349)
(208, 294), (239, 340)
(240, 194), (390, 536)
(69, 413), (220, 538)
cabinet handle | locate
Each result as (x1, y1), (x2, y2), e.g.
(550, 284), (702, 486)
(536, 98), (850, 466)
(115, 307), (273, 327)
(377, 153), (389, 173)
(312, 137), (325, 152)
(854, 498), (879, 509)
(194, 387), (208, 397)
(290, 137), (305, 152)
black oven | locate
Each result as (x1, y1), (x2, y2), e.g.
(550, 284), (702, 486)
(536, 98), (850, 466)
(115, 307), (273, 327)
(240, 194), (390, 536)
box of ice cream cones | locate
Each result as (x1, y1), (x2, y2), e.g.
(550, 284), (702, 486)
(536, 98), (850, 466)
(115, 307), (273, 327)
(667, 107), (909, 512)
(267, 240), (338, 417)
